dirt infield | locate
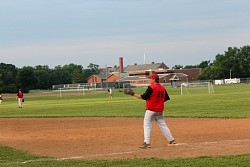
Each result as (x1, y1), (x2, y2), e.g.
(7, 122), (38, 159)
(0, 117), (250, 160)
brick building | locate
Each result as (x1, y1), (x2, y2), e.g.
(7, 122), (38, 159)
(86, 57), (202, 87)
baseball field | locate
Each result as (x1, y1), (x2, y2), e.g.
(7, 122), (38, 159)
(0, 84), (250, 166)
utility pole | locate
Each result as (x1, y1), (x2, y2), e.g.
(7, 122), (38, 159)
(144, 52), (146, 64)
(106, 65), (108, 88)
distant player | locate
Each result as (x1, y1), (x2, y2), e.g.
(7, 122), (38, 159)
(108, 88), (113, 99)
(0, 93), (2, 104)
(16, 89), (24, 108)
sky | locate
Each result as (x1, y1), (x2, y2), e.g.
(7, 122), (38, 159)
(1, 0), (250, 69)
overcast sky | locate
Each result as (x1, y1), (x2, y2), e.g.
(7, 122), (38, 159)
(1, 0), (250, 69)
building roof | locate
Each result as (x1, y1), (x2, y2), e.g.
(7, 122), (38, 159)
(93, 74), (107, 80)
(124, 62), (167, 72)
(108, 72), (129, 79)
(119, 76), (149, 81)
(99, 67), (120, 76)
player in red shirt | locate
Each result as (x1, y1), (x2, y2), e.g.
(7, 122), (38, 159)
(0, 93), (2, 104)
(16, 89), (24, 108)
(133, 74), (176, 148)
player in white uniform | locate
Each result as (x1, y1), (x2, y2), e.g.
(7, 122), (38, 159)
(109, 88), (113, 99)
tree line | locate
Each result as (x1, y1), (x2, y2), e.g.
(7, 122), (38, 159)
(0, 63), (99, 93)
(1, 45), (250, 93)
(173, 45), (250, 79)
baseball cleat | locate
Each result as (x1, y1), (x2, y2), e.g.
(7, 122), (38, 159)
(139, 142), (151, 149)
(168, 140), (176, 146)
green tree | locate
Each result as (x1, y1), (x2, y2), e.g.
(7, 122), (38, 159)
(198, 60), (211, 69)
(63, 64), (84, 83)
(82, 69), (92, 82)
(0, 73), (3, 93)
(50, 65), (71, 85)
(0, 63), (18, 93)
(82, 63), (101, 82)
(72, 68), (84, 83)
(184, 65), (198, 69)
(87, 63), (99, 74)
(197, 66), (223, 80)
(34, 65), (51, 89)
(184, 60), (210, 69)
(198, 46), (250, 79)
(173, 65), (183, 69)
(16, 66), (38, 92)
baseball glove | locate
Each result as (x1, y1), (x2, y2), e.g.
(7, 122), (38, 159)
(123, 88), (135, 96)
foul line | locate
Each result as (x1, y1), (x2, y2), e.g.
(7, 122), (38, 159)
(58, 150), (139, 160)
(1, 139), (250, 165)
(199, 139), (250, 145)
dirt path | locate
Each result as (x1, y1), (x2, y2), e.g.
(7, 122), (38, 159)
(0, 118), (250, 160)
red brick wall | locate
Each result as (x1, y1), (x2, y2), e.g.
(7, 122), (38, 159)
(159, 63), (169, 69)
(107, 75), (120, 82)
(173, 68), (202, 81)
(87, 76), (102, 84)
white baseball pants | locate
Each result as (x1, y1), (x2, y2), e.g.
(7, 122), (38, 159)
(18, 98), (23, 108)
(143, 110), (174, 144)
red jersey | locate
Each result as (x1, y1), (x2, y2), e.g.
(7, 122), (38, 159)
(146, 83), (166, 112)
(17, 91), (23, 98)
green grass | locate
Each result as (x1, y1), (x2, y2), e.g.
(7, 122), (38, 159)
(0, 145), (249, 167)
(0, 84), (250, 118)
(0, 84), (250, 166)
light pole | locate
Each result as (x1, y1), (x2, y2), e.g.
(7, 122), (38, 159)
(105, 65), (108, 88)
(230, 69), (232, 79)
